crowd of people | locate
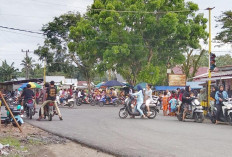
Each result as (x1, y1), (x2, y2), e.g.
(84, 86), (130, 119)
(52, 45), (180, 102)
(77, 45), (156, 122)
(0, 81), (230, 124)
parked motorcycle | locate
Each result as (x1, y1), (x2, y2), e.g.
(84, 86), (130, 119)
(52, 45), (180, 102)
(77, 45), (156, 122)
(57, 96), (75, 108)
(209, 98), (232, 125)
(99, 96), (120, 107)
(119, 95), (159, 119)
(1, 105), (24, 127)
(177, 97), (204, 123)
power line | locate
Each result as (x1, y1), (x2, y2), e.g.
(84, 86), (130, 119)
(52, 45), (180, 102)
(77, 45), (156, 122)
(0, 25), (44, 35)
(0, 29), (44, 39)
(90, 8), (198, 14)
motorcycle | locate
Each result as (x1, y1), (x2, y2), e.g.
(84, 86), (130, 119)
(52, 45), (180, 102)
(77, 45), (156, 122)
(99, 96), (120, 107)
(57, 96), (75, 108)
(1, 105), (24, 127)
(43, 101), (55, 121)
(76, 95), (94, 106)
(25, 99), (35, 119)
(92, 95), (101, 106)
(177, 97), (204, 123)
(209, 98), (232, 125)
(119, 95), (159, 119)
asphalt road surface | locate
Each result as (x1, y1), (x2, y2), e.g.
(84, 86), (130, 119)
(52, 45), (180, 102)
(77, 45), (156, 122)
(25, 105), (232, 157)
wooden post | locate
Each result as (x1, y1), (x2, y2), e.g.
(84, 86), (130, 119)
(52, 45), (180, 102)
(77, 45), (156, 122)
(0, 92), (22, 133)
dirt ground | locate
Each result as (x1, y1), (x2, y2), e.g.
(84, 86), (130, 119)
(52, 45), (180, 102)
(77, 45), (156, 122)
(0, 123), (114, 157)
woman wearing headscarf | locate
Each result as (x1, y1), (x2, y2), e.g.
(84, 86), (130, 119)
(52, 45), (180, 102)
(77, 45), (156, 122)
(131, 85), (145, 118)
(210, 86), (217, 114)
(215, 85), (228, 124)
(182, 86), (191, 121)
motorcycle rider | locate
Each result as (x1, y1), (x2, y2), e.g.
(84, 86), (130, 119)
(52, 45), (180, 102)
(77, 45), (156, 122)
(215, 85), (228, 124)
(19, 84), (36, 112)
(38, 81), (63, 121)
(182, 86), (191, 122)
(131, 85), (145, 118)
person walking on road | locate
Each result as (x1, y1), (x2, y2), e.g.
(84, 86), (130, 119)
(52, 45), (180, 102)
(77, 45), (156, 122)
(162, 92), (168, 116)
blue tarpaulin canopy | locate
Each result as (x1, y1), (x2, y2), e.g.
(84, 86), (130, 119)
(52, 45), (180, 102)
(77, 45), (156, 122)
(186, 82), (203, 89)
(155, 86), (184, 91)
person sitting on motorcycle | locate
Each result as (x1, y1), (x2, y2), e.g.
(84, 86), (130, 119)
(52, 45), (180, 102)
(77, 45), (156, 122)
(19, 84), (36, 113)
(109, 88), (117, 103)
(215, 85), (228, 124)
(131, 85), (145, 118)
(145, 84), (152, 116)
(38, 81), (63, 121)
(182, 86), (191, 122)
(95, 89), (101, 101)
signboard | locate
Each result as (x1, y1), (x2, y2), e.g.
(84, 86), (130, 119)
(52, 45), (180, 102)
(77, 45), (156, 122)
(168, 74), (186, 86)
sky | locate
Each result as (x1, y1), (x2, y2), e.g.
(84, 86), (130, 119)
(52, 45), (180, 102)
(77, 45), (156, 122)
(0, 0), (231, 69)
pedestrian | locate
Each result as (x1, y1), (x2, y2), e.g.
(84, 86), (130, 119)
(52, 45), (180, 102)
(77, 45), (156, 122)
(169, 91), (178, 116)
(35, 89), (40, 105)
(215, 85), (228, 124)
(162, 92), (168, 116)
(210, 86), (217, 114)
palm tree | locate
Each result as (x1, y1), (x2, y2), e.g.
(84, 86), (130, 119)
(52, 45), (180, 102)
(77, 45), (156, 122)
(21, 56), (35, 79)
(0, 60), (18, 82)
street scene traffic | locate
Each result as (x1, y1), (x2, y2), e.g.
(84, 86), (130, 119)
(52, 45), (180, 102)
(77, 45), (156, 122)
(1, 0), (232, 156)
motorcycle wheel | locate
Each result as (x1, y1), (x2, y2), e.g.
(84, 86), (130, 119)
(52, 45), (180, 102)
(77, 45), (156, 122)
(194, 112), (204, 123)
(68, 101), (74, 108)
(90, 100), (95, 106)
(29, 108), (32, 119)
(76, 98), (82, 106)
(147, 108), (157, 119)
(119, 108), (128, 119)
(49, 113), (52, 121)
(99, 102), (104, 107)
(210, 113), (216, 124)
(114, 100), (120, 107)
(228, 113), (232, 126)
(177, 113), (183, 121)
(13, 121), (22, 127)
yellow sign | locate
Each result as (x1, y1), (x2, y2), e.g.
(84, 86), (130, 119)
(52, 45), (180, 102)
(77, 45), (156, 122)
(169, 74), (186, 86)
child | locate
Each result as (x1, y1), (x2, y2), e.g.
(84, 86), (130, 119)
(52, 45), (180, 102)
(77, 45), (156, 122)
(169, 96), (177, 116)
(162, 92), (168, 116)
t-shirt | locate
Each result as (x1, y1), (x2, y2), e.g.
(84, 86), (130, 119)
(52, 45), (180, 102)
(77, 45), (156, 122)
(169, 98), (177, 109)
(21, 88), (35, 100)
(162, 96), (168, 106)
(145, 89), (152, 101)
(46, 86), (57, 101)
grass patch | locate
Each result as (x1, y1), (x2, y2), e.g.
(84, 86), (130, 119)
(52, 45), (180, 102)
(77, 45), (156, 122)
(0, 136), (21, 149)
(28, 139), (43, 145)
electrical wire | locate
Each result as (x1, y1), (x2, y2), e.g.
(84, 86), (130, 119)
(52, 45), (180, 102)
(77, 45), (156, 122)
(0, 25), (44, 35)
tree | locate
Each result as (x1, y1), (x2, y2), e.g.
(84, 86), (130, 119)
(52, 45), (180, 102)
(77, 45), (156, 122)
(68, 18), (99, 91)
(88, 0), (208, 85)
(215, 10), (232, 44)
(34, 12), (82, 77)
(216, 54), (232, 67)
(20, 56), (35, 79)
(0, 60), (18, 82)
(181, 49), (206, 80)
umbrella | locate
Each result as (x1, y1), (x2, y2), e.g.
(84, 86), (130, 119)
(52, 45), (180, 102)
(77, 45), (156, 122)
(102, 80), (124, 87)
(20, 82), (41, 89)
(18, 88), (23, 91)
(95, 82), (105, 88)
(134, 82), (147, 90)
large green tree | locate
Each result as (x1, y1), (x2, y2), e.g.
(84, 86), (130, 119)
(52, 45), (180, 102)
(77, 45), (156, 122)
(88, 0), (208, 85)
(34, 12), (81, 76)
(21, 56), (35, 79)
(68, 18), (100, 91)
(0, 60), (18, 82)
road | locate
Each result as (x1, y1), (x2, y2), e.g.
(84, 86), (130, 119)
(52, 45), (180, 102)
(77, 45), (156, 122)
(25, 105), (232, 157)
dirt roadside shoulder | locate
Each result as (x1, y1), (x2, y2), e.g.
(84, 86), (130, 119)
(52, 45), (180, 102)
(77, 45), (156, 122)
(0, 123), (114, 157)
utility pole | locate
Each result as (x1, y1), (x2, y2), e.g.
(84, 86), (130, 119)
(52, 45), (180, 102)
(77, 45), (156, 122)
(44, 59), (46, 84)
(206, 7), (215, 108)
(21, 49), (30, 79)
